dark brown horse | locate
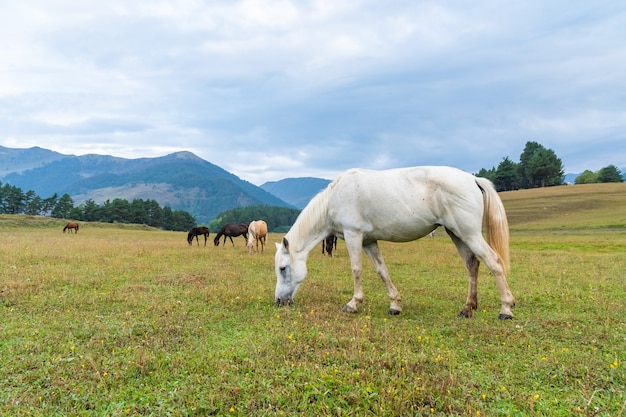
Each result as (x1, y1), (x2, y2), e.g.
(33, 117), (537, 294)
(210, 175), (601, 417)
(322, 234), (338, 257)
(214, 223), (248, 247)
(188, 226), (210, 246)
(63, 222), (79, 233)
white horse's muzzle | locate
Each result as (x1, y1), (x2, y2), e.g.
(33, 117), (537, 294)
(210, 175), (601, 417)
(275, 295), (294, 307)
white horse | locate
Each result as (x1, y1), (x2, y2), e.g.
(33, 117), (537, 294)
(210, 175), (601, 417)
(275, 166), (515, 319)
(247, 220), (268, 254)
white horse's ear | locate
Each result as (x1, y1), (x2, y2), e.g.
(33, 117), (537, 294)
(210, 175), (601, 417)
(276, 237), (290, 254)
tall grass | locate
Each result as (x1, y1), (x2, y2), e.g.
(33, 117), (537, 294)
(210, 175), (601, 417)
(1, 184), (625, 416)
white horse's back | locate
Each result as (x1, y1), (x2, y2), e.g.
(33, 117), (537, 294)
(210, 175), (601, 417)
(327, 166), (484, 242)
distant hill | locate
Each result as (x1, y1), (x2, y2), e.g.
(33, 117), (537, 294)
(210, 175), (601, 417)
(501, 182), (626, 230)
(563, 173), (578, 184)
(0, 146), (293, 224)
(260, 177), (331, 209)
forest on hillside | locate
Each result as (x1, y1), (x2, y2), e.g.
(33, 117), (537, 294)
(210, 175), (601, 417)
(0, 184), (196, 232)
(0, 178), (300, 233)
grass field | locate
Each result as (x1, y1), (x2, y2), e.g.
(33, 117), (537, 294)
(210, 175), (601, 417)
(1, 183), (625, 416)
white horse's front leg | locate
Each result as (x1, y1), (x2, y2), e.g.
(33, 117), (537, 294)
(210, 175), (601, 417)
(363, 242), (402, 315)
(342, 233), (364, 313)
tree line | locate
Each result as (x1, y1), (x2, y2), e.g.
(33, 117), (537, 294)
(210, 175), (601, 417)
(573, 166), (624, 184)
(0, 182), (196, 231)
(476, 141), (623, 192)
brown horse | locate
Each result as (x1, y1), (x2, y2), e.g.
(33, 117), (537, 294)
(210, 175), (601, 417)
(187, 226), (210, 246)
(247, 220), (268, 254)
(63, 222), (79, 233)
(214, 223), (249, 247)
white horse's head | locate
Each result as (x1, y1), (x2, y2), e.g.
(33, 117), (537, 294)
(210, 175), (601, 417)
(275, 237), (307, 306)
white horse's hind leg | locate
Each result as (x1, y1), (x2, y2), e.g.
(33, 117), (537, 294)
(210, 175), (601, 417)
(483, 250), (515, 319)
(450, 231), (515, 319)
(363, 242), (402, 315)
(447, 232), (480, 318)
(484, 258), (514, 318)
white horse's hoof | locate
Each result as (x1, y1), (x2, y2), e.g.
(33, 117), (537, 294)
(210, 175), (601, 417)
(342, 305), (357, 314)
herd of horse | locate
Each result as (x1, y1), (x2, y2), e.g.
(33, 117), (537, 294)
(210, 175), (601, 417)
(185, 220), (336, 257)
(62, 219), (333, 256)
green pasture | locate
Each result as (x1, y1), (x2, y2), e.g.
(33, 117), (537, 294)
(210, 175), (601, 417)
(1, 183), (625, 416)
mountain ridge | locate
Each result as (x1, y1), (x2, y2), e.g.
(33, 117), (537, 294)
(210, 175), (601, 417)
(0, 146), (297, 224)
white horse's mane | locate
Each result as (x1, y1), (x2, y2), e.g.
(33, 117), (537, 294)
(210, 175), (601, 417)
(286, 178), (338, 251)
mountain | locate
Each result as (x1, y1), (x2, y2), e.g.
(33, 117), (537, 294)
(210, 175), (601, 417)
(563, 173), (578, 184)
(0, 146), (293, 224)
(260, 177), (331, 209)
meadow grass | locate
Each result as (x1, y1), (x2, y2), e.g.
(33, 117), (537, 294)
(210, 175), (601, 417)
(1, 184), (625, 416)
(501, 182), (626, 231)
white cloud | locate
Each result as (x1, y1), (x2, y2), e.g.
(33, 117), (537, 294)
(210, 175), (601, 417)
(522, 110), (626, 135)
(1, 0), (625, 184)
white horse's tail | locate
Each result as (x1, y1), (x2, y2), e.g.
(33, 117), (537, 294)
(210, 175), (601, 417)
(476, 177), (510, 273)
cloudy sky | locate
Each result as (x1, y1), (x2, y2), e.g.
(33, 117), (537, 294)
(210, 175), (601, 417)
(1, 1), (624, 185)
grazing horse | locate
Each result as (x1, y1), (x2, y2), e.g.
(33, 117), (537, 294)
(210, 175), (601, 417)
(63, 222), (79, 233)
(247, 220), (268, 254)
(321, 235), (338, 257)
(275, 166), (515, 320)
(187, 226), (210, 246)
(214, 223), (249, 247)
